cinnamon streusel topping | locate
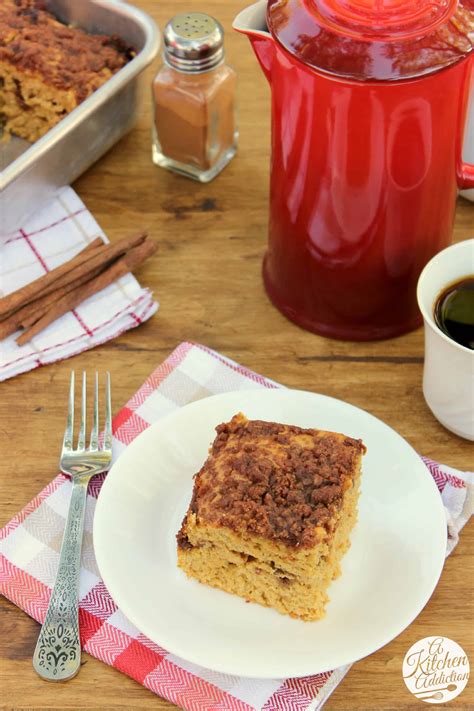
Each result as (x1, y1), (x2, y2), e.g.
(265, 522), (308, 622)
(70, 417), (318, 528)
(181, 414), (365, 549)
(0, 0), (133, 102)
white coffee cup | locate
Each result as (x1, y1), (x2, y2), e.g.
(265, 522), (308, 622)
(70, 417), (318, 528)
(417, 239), (474, 440)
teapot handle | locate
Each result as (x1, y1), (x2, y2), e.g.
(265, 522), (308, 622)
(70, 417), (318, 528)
(459, 85), (474, 191)
(457, 162), (474, 190)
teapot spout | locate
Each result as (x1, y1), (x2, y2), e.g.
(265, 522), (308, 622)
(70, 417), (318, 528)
(233, 0), (275, 83)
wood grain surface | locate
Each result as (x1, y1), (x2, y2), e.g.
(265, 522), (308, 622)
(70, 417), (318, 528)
(1, 1), (473, 709)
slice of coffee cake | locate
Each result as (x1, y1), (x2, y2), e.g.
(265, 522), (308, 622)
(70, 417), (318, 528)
(177, 413), (365, 621)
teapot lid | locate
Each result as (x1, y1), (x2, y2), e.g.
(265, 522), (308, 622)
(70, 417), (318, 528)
(267, 0), (474, 80)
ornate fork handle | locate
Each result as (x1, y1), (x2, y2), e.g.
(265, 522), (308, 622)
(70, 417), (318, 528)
(33, 476), (91, 681)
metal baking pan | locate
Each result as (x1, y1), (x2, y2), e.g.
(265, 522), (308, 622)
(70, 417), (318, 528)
(0, 0), (160, 236)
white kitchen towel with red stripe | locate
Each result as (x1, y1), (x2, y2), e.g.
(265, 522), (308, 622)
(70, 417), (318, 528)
(0, 186), (158, 382)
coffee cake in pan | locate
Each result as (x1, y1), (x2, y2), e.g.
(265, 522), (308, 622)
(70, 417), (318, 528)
(177, 413), (365, 621)
(0, 0), (134, 142)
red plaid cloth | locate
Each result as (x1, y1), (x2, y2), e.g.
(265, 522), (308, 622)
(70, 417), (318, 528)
(1, 343), (473, 710)
(0, 187), (158, 381)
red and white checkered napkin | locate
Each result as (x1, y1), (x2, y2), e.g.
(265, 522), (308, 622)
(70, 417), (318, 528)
(0, 187), (158, 382)
(1, 343), (473, 711)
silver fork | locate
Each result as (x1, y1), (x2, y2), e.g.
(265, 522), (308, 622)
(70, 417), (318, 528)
(33, 371), (112, 682)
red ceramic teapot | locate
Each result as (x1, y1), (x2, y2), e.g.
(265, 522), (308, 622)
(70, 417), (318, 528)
(234, 0), (474, 341)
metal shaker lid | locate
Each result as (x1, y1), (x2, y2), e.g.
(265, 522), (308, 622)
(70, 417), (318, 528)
(163, 13), (225, 72)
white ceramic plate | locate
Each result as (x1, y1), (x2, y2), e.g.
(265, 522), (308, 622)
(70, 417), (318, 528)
(93, 389), (447, 678)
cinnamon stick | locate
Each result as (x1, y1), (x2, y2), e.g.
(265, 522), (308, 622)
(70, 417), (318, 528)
(48, 232), (147, 294)
(16, 240), (157, 345)
(0, 237), (104, 326)
(0, 308), (27, 340)
(20, 235), (149, 327)
(0, 237), (104, 319)
(20, 262), (107, 329)
(0, 233), (146, 317)
(0, 248), (108, 339)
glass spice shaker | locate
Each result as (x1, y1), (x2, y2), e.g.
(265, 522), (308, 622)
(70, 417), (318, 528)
(152, 13), (238, 183)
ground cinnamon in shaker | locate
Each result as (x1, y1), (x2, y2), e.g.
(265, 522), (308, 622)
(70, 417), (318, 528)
(152, 13), (237, 182)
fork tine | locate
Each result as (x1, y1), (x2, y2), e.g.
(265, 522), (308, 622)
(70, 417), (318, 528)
(62, 371), (75, 452)
(77, 371), (87, 450)
(89, 372), (99, 451)
(104, 372), (112, 451)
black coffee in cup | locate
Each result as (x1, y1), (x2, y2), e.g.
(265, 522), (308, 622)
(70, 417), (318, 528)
(434, 276), (474, 349)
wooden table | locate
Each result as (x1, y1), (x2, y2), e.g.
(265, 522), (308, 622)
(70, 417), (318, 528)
(1, 1), (473, 708)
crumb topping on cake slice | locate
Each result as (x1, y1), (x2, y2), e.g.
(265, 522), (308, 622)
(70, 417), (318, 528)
(178, 413), (365, 549)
